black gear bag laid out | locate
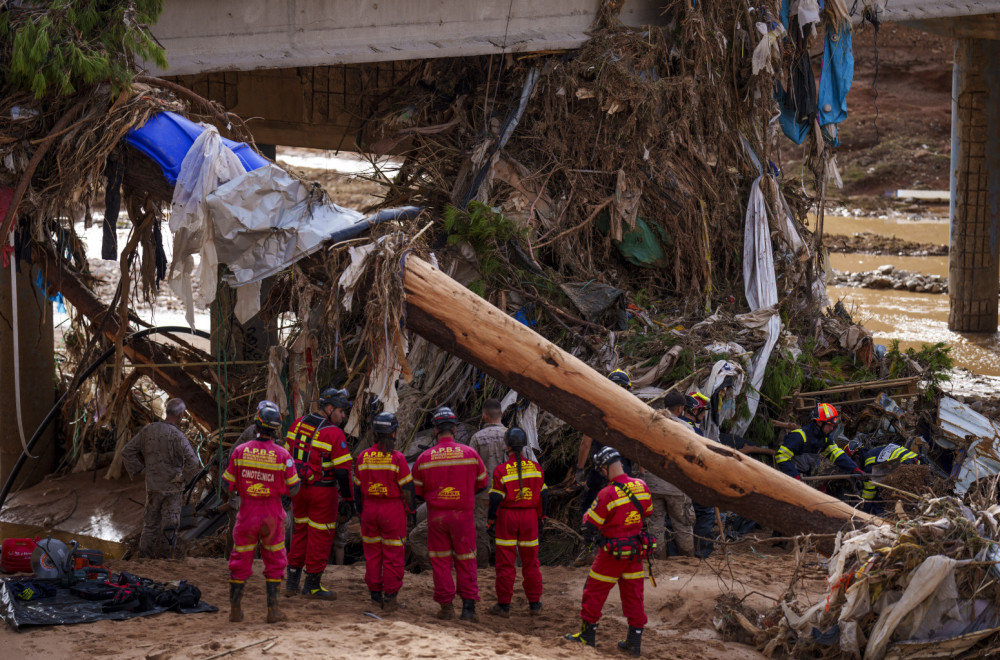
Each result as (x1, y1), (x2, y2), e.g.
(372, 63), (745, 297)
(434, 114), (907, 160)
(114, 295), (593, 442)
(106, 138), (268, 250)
(0, 572), (215, 631)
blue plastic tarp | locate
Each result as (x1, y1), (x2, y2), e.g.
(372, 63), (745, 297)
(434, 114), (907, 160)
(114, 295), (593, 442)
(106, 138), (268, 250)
(124, 112), (268, 185)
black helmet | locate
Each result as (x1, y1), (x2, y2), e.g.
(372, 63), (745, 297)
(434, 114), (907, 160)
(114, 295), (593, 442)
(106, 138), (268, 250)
(608, 369), (632, 390)
(505, 427), (528, 451)
(318, 387), (351, 409)
(255, 405), (282, 437)
(432, 406), (457, 429)
(593, 446), (621, 469)
(372, 411), (399, 435)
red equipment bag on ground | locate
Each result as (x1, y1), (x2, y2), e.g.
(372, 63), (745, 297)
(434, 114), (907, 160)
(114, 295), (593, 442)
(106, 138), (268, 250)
(2, 537), (38, 574)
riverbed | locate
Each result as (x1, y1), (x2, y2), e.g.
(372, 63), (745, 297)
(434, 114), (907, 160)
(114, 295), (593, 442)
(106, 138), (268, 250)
(823, 211), (1000, 394)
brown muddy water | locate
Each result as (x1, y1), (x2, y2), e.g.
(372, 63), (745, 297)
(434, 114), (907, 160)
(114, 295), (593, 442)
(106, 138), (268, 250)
(823, 213), (1000, 389)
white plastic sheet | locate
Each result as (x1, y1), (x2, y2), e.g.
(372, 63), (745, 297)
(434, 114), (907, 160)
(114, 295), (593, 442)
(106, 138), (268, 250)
(168, 127), (247, 328)
(207, 164), (365, 289)
(734, 176), (781, 435)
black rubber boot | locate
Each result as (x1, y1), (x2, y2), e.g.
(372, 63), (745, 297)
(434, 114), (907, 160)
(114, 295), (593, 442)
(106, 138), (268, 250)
(617, 626), (642, 656)
(266, 581), (287, 623)
(460, 598), (479, 622)
(228, 581), (245, 623)
(382, 592), (400, 613)
(488, 603), (511, 618)
(436, 602), (455, 620)
(284, 566), (302, 597)
(302, 572), (336, 599)
(370, 590), (384, 608)
(565, 619), (598, 647)
(528, 601), (543, 616)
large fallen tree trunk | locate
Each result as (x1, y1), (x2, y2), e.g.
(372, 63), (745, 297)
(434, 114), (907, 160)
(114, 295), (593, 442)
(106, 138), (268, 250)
(402, 255), (875, 538)
(36, 244), (219, 430)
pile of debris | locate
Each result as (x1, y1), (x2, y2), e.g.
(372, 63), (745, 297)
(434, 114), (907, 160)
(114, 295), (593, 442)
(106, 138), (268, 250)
(723, 493), (1000, 658)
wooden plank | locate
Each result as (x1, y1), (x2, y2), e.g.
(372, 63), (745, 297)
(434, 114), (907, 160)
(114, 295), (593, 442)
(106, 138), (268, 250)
(401, 256), (875, 540)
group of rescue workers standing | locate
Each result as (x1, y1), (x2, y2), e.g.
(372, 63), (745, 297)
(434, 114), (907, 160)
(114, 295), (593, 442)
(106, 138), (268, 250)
(123, 366), (920, 657)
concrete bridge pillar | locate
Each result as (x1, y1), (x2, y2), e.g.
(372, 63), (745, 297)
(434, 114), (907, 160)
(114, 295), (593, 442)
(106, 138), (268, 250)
(949, 38), (1000, 332)
(0, 261), (55, 490)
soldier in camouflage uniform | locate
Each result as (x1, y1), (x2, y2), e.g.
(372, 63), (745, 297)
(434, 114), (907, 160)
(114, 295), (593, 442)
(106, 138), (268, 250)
(468, 399), (507, 568)
(123, 398), (201, 558)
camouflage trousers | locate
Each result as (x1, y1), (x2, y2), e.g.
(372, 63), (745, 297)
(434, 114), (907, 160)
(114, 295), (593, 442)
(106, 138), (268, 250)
(139, 490), (182, 558)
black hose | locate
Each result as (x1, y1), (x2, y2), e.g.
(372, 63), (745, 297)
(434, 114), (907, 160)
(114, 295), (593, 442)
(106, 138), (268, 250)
(0, 325), (211, 513)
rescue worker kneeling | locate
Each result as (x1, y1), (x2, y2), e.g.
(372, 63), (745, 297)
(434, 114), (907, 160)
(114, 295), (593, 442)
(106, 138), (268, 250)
(354, 412), (415, 611)
(486, 427), (548, 618)
(223, 404), (301, 623)
(566, 447), (654, 656)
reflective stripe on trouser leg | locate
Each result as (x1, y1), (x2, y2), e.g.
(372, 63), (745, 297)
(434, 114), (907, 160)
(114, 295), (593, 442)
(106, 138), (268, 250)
(288, 485), (339, 574)
(362, 498), (408, 594)
(428, 508), (480, 603)
(229, 499), (289, 581)
(580, 549), (645, 625)
(428, 508), (456, 604)
(495, 507), (541, 604)
(618, 563), (647, 628)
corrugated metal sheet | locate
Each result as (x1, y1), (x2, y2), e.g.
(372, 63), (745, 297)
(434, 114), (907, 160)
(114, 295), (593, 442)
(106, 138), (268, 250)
(939, 397), (1000, 494)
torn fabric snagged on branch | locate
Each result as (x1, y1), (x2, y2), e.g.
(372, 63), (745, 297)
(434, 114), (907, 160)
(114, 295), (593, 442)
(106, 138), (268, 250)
(734, 176), (781, 435)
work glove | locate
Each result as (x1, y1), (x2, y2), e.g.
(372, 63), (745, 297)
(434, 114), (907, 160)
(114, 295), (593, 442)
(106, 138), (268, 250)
(574, 467), (587, 486)
(794, 474), (801, 481)
(338, 500), (356, 519)
(853, 468), (866, 477)
(407, 513), (417, 530)
(281, 495), (292, 510)
(487, 520), (496, 539)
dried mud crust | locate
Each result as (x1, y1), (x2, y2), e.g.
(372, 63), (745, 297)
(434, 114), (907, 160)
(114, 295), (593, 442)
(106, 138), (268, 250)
(824, 232), (947, 256)
(1, 548), (814, 659)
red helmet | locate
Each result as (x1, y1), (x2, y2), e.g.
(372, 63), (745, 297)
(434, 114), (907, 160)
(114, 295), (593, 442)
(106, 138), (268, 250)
(814, 403), (839, 424)
(685, 392), (709, 413)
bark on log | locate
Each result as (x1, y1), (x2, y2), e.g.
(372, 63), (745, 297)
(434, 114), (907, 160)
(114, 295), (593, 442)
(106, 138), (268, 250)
(35, 244), (219, 429)
(402, 256), (875, 538)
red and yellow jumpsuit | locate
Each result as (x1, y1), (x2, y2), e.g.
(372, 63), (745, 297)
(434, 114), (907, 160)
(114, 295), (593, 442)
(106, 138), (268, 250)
(489, 454), (547, 606)
(580, 474), (653, 628)
(285, 413), (353, 574)
(412, 436), (488, 604)
(354, 445), (412, 596)
(223, 439), (300, 583)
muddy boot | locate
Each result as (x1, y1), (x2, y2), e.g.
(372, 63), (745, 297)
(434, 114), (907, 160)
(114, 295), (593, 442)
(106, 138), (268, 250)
(382, 592), (400, 613)
(436, 602), (455, 620)
(284, 566), (302, 597)
(565, 619), (598, 647)
(265, 581), (287, 623)
(528, 601), (543, 616)
(370, 590), (384, 608)
(302, 572), (336, 599)
(488, 603), (510, 619)
(617, 626), (642, 656)
(228, 581), (245, 623)
(460, 598), (479, 622)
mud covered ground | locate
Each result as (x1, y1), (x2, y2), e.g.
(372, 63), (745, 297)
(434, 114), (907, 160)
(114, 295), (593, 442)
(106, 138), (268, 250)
(1, 544), (827, 659)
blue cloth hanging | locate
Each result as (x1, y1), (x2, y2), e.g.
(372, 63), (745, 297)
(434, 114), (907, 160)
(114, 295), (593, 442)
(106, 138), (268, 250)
(776, 83), (810, 145)
(817, 24), (854, 128)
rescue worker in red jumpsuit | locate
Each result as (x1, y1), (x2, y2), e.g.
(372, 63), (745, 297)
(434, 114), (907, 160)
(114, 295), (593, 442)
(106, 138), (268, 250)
(486, 427), (548, 618)
(412, 406), (488, 622)
(566, 446), (653, 656)
(223, 404), (300, 623)
(354, 411), (416, 612)
(284, 387), (354, 599)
